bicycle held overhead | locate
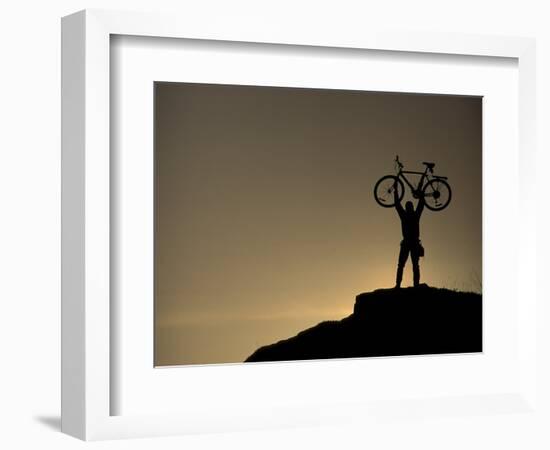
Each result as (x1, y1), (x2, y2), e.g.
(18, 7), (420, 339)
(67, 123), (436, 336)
(374, 156), (452, 211)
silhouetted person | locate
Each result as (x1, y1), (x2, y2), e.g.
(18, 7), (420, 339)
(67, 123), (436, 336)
(393, 185), (425, 288)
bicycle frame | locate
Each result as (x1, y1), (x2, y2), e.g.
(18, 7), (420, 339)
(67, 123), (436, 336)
(397, 167), (447, 197)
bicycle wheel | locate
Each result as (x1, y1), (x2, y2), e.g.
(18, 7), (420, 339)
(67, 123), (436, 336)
(374, 175), (404, 208)
(422, 178), (452, 211)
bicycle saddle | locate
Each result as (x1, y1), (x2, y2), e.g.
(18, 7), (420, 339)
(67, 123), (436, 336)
(422, 162), (435, 170)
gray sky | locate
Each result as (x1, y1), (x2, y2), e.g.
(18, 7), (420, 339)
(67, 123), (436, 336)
(154, 82), (482, 366)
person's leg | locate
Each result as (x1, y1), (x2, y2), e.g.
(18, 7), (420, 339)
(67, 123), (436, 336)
(395, 242), (409, 288)
(411, 243), (420, 287)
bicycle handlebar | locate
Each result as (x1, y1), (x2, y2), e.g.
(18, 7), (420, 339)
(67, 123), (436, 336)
(395, 155), (404, 170)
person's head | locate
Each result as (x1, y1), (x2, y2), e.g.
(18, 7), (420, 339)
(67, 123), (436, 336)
(405, 201), (414, 213)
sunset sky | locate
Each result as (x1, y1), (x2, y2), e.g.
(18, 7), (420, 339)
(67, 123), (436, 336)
(154, 82), (482, 366)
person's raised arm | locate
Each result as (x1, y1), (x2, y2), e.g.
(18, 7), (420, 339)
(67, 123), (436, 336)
(416, 191), (425, 217)
(394, 181), (404, 215)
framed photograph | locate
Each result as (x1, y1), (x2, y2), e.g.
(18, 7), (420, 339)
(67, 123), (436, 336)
(61, 9), (538, 440)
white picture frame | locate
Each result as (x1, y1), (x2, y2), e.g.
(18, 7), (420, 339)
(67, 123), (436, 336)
(61, 9), (537, 441)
